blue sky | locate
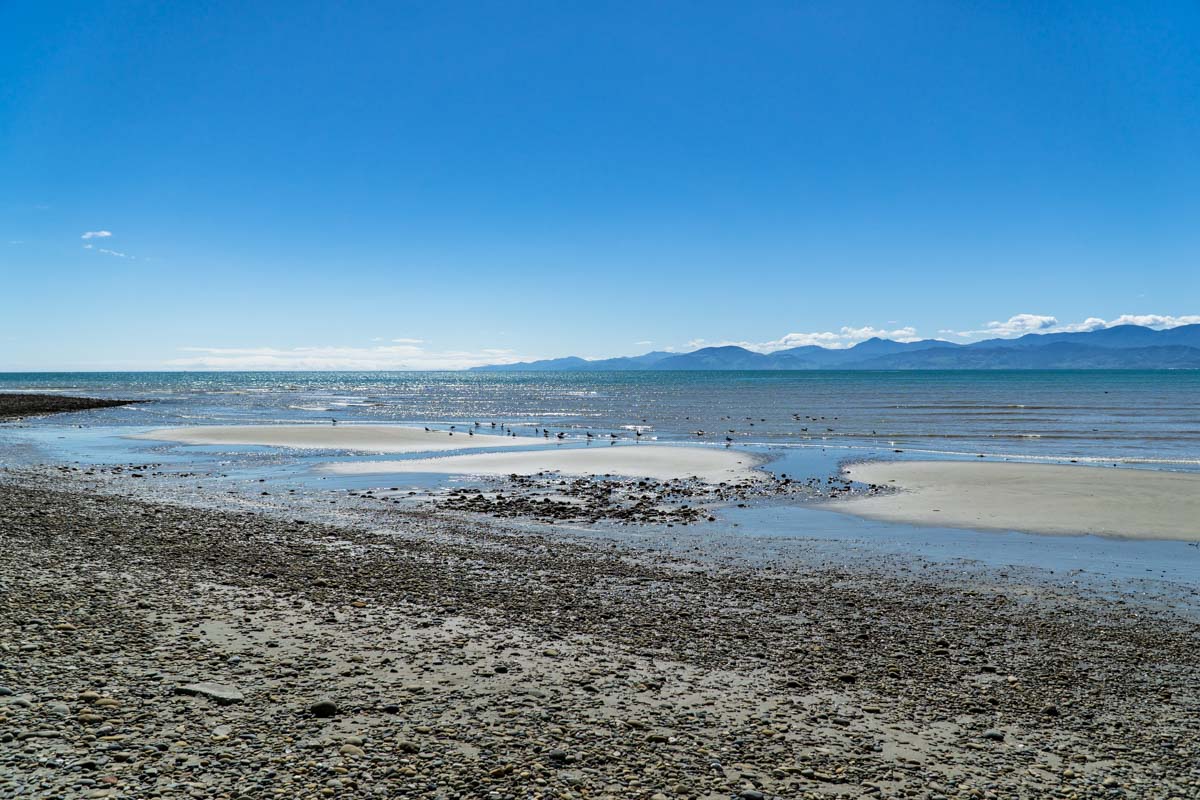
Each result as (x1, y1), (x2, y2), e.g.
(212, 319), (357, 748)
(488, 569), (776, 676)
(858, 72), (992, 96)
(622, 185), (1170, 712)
(2, 1), (1198, 369)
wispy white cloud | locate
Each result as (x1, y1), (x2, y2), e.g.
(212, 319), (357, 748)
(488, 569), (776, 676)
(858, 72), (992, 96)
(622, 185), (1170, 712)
(953, 313), (1059, 339)
(165, 342), (527, 371)
(80, 231), (136, 258)
(687, 325), (923, 352)
(164, 313), (1200, 371)
(1055, 317), (1108, 333)
(1105, 313), (1200, 328)
(949, 312), (1200, 340)
(680, 312), (1200, 357)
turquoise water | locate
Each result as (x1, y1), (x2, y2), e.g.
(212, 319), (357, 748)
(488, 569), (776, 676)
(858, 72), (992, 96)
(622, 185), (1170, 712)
(3, 370), (1199, 465)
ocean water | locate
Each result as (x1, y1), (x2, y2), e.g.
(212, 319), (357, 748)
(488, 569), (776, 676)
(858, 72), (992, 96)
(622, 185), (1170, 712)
(3, 370), (1199, 603)
(2, 370), (1199, 466)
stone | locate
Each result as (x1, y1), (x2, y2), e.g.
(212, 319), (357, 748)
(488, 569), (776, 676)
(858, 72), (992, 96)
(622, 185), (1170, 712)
(339, 744), (365, 757)
(174, 682), (245, 706)
(310, 699), (338, 718)
(982, 729), (1005, 741)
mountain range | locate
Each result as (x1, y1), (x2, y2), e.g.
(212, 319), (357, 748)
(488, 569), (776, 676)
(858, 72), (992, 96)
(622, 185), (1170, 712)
(473, 324), (1200, 370)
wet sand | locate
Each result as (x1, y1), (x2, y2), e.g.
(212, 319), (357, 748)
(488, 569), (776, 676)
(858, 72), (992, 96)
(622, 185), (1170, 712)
(321, 443), (764, 482)
(131, 424), (547, 454)
(839, 460), (1200, 541)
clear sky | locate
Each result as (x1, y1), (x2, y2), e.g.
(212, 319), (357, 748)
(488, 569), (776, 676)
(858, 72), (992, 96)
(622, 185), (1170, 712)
(2, 1), (1198, 369)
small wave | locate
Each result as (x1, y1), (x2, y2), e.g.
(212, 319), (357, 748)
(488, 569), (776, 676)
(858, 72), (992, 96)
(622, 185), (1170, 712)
(767, 441), (1200, 466)
(288, 405), (333, 412)
(0, 388), (77, 394)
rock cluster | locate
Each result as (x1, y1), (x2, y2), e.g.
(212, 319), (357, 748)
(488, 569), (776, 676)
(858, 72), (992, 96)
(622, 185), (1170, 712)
(426, 472), (879, 526)
(0, 394), (137, 421)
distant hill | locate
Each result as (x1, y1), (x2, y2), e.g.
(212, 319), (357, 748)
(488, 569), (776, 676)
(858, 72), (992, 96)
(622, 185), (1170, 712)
(981, 324), (1200, 350)
(471, 324), (1200, 371)
(474, 351), (675, 372)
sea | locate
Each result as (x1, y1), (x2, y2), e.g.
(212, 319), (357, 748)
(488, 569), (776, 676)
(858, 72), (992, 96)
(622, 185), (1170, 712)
(3, 370), (1199, 464)
(2, 370), (1199, 603)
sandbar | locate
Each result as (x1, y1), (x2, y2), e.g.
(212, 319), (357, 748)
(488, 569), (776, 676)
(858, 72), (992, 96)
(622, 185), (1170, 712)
(131, 424), (546, 454)
(320, 444), (763, 483)
(837, 460), (1200, 541)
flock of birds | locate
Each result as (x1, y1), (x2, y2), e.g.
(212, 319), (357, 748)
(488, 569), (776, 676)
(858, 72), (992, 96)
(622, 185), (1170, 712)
(402, 414), (847, 447)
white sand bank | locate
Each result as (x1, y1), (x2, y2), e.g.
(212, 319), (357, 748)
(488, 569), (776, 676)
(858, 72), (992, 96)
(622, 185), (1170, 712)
(131, 425), (546, 454)
(838, 460), (1200, 541)
(320, 445), (764, 483)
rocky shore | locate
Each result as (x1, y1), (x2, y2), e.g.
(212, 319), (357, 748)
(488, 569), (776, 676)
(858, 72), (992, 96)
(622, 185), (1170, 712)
(423, 471), (875, 526)
(0, 394), (135, 421)
(2, 475), (1198, 799)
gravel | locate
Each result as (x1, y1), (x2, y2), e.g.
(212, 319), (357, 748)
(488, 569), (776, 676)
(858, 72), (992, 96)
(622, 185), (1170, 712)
(1, 478), (1197, 799)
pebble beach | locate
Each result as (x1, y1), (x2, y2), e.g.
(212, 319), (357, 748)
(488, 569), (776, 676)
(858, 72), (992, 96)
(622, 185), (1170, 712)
(2, 394), (1199, 799)
(3, 479), (1199, 799)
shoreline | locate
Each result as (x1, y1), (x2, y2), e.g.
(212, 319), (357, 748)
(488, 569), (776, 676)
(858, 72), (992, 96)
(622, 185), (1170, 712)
(837, 459), (1200, 541)
(3, 474), (1198, 798)
(130, 423), (554, 454)
(0, 392), (136, 420)
(320, 443), (766, 483)
(132, 423), (769, 482)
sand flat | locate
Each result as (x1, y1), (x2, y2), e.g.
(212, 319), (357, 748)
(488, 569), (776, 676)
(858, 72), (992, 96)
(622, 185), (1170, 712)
(131, 424), (547, 454)
(838, 460), (1200, 541)
(320, 444), (763, 482)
